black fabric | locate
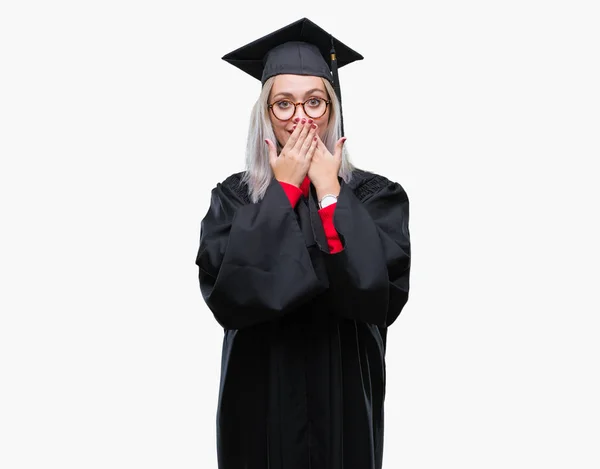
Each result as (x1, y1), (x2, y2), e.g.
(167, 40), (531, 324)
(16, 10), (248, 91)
(195, 168), (411, 469)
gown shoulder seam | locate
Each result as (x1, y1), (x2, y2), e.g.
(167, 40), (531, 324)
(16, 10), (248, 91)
(220, 171), (251, 205)
(349, 169), (393, 203)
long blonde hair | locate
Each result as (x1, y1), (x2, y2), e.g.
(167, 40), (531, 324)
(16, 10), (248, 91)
(239, 76), (355, 203)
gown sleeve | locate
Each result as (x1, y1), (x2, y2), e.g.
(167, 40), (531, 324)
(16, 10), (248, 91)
(321, 176), (411, 327)
(317, 203), (344, 254)
(195, 176), (326, 330)
(279, 180), (344, 253)
(278, 180), (303, 207)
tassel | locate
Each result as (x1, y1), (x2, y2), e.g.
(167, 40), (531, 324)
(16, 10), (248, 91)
(330, 36), (344, 137)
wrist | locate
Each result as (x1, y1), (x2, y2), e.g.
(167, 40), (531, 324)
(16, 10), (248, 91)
(315, 180), (340, 200)
(277, 178), (301, 188)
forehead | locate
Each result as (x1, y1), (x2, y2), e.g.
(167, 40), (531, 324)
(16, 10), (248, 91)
(270, 74), (327, 97)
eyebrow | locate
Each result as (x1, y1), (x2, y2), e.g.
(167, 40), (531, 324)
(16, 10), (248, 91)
(272, 88), (327, 100)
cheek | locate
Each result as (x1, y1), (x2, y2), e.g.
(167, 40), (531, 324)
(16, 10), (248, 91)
(317, 120), (328, 139)
(269, 117), (285, 138)
(316, 112), (330, 137)
(272, 121), (289, 146)
(276, 124), (288, 140)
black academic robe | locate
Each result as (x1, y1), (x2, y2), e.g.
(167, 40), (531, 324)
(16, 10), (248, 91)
(195, 168), (411, 469)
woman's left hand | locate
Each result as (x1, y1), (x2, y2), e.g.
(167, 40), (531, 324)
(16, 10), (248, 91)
(308, 134), (347, 195)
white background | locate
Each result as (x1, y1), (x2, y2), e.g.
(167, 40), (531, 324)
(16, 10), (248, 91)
(1, 1), (599, 468)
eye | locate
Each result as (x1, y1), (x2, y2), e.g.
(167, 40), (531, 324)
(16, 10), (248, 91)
(276, 100), (292, 109)
(307, 98), (322, 107)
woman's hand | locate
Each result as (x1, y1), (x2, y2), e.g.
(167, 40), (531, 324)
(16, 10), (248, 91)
(265, 118), (319, 187)
(308, 134), (347, 198)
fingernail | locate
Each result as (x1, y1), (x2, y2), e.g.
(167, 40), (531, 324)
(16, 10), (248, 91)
(342, 137), (347, 143)
(311, 124), (317, 129)
(294, 117), (300, 123)
(264, 139), (268, 144)
(308, 119), (313, 124)
(301, 118), (306, 123)
(314, 137), (317, 141)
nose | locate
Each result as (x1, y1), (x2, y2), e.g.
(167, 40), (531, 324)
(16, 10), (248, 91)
(292, 103), (309, 120)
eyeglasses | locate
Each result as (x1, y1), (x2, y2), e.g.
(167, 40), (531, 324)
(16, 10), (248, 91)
(268, 97), (331, 121)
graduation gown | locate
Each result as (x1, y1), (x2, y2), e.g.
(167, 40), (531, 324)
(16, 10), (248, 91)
(195, 168), (411, 469)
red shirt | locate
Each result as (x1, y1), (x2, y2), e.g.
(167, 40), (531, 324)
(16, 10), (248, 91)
(279, 177), (344, 254)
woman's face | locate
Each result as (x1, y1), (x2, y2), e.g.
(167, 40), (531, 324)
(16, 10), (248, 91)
(268, 74), (331, 148)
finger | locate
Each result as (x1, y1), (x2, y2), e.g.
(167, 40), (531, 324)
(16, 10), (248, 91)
(334, 137), (347, 160)
(306, 134), (318, 160)
(284, 118), (304, 150)
(265, 139), (277, 167)
(314, 132), (325, 149)
(293, 118), (313, 151)
(299, 123), (318, 157)
(315, 134), (334, 158)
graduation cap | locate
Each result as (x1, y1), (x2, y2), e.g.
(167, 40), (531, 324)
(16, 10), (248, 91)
(222, 17), (363, 136)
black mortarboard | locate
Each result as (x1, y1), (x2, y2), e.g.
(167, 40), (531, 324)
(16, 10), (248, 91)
(222, 17), (363, 136)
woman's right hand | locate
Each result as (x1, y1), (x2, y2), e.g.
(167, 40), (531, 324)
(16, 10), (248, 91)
(265, 118), (319, 187)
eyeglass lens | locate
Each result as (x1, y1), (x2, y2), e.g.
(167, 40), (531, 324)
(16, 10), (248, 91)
(272, 98), (327, 120)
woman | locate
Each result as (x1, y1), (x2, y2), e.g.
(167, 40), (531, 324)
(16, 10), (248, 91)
(195, 18), (411, 469)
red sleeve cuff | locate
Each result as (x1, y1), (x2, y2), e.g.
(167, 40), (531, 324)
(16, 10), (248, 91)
(318, 203), (344, 254)
(279, 181), (303, 208)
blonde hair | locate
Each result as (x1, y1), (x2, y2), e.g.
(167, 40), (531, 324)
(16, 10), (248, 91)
(240, 76), (355, 203)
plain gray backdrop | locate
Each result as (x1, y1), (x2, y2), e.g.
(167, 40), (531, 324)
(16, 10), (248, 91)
(1, 1), (599, 468)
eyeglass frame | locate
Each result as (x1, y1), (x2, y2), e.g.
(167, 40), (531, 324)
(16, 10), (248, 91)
(268, 97), (331, 121)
